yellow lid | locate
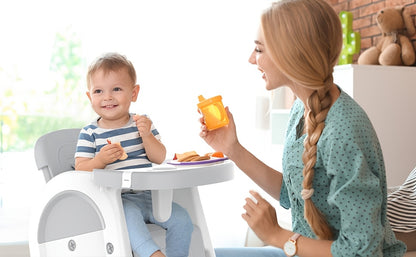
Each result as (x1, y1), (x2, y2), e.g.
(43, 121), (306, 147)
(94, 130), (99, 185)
(197, 95), (222, 108)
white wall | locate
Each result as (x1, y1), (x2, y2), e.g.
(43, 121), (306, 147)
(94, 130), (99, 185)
(0, 0), (280, 252)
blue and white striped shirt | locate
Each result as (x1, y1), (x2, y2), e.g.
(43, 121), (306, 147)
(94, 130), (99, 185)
(75, 114), (161, 170)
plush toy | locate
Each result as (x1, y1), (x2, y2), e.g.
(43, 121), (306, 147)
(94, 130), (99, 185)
(357, 6), (416, 66)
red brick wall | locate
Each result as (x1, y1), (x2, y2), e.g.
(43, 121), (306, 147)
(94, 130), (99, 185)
(327, 0), (416, 63)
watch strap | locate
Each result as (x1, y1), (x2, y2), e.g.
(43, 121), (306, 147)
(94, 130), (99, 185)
(289, 232), (301, 242)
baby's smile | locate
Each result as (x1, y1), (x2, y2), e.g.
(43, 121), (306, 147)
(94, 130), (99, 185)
(102, 104), (118, 109)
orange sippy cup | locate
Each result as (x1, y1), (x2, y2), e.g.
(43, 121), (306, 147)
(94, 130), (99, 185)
(197, 95), (229, 131)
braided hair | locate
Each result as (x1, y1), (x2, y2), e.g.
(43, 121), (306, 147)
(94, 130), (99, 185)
(261, 0), (342, 240)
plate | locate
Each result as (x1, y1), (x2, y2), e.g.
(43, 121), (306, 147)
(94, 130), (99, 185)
(167, 157), (228, 166)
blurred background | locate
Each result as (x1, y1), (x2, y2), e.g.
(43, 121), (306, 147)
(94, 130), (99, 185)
(0, 0), (293, 254)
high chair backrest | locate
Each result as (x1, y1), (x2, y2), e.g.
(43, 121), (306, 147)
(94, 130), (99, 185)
(34, 128), (81, 182)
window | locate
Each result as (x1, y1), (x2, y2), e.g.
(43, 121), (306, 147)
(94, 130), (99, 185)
(0, 0), (276, 247)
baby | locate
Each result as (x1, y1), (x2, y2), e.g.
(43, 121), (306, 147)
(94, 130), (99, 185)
(75, 52), (193, 257)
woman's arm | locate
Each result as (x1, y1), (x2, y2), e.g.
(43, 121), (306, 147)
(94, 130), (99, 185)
(244, 191), (333, 257)
(200, 107), (283, 200)
(229, 142), (283, 200)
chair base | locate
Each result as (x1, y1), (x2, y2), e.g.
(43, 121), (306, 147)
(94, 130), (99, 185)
(30, 171), (214, 257)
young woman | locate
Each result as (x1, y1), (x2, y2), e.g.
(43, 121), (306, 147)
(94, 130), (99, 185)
(200, 0), (407, 256)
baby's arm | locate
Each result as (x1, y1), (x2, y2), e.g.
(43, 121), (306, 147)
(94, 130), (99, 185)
(134, 115), (167, 164)
(75, 143), (125, 171)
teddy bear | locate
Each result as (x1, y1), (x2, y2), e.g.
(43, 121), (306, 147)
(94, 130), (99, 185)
(357, 6), (416, 66)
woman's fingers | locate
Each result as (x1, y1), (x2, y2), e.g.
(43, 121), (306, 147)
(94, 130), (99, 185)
(243, 190), (262, 219)
(249, 190), (261, 204)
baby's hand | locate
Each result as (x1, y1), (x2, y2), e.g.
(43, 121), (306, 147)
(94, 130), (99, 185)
(96, 143), (125, 164)
(134, 115), (152, 137)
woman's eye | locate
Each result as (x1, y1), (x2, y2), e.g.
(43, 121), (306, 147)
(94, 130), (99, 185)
(255, 47), (262, 53)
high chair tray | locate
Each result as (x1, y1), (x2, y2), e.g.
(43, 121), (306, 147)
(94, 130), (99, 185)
(93, 160), (234, 190)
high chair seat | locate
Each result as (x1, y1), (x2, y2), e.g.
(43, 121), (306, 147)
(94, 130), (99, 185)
(30, 128), (234, 257)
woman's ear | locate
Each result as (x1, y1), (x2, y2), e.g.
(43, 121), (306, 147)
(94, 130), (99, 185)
(132, 84), (140, 102)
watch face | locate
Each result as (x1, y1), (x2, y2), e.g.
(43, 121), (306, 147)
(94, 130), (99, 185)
(283, 241), (296, 256)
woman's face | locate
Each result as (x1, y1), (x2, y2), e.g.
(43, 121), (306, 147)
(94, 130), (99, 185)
(248, 27), (291, 91)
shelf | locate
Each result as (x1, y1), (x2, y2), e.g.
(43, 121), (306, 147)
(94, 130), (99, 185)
(334, 64), (416, 186)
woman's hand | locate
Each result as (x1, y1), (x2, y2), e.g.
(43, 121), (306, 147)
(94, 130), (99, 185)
(242, 190), (282, 246)
(199, 107), (239, 157)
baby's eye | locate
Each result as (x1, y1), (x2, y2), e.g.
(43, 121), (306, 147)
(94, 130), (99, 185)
(93, 89), (103, 94)
(113, 87), (122, 92)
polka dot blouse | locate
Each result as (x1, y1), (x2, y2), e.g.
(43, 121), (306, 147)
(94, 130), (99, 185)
(279, 89), (406, 256)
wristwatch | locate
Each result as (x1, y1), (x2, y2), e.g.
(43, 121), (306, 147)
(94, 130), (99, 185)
(283, 233), (301, 257)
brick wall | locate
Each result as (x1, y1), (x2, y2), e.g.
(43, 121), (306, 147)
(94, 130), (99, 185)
(327, 0), (416, 63)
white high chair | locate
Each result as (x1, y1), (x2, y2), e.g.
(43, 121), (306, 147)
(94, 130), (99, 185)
(30, 128), (234, 257)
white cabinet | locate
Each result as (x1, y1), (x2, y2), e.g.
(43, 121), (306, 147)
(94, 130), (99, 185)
(333, 64), (416, 187)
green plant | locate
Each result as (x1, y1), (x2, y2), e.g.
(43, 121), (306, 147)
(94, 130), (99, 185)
(0, 26), (90, 152)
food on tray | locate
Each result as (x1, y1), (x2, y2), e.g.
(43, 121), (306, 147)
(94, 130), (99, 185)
(207, 151), (224, 158)
(173, 151), (224, 162)
(174, 151), (209, 162)
(107, 139), (128, 160)
(174, 151), (196, 161)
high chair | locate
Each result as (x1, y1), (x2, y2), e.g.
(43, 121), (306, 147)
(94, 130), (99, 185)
(29, 128), (234, 257)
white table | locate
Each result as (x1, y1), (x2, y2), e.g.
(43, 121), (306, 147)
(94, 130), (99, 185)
(93, 160), (234, 221)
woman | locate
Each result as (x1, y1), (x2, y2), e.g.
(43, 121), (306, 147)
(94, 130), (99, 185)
(199, 0), (407, 256)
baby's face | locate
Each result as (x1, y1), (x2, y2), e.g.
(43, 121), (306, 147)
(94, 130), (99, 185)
(87, 68), (138, 128)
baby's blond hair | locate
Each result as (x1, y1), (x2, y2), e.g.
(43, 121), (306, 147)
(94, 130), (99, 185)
(87, 52), (136, 89)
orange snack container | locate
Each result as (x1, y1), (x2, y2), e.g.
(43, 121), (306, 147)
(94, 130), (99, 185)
(197, 95), (229, 131)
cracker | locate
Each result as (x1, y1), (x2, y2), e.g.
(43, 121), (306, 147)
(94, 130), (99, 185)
(190, 155), (210, 161)
(177, 154), (199, 162)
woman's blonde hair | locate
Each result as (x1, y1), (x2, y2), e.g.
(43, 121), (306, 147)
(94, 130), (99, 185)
(87, 52), (137, 89)
(261, 0), (342, 240)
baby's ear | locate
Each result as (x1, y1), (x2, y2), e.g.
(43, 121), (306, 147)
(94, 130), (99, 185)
(132, 84), (140, 102)
(86, 91), (92, 102)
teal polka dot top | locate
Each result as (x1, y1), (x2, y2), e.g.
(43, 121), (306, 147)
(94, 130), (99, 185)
(280, 89), (406, 256)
